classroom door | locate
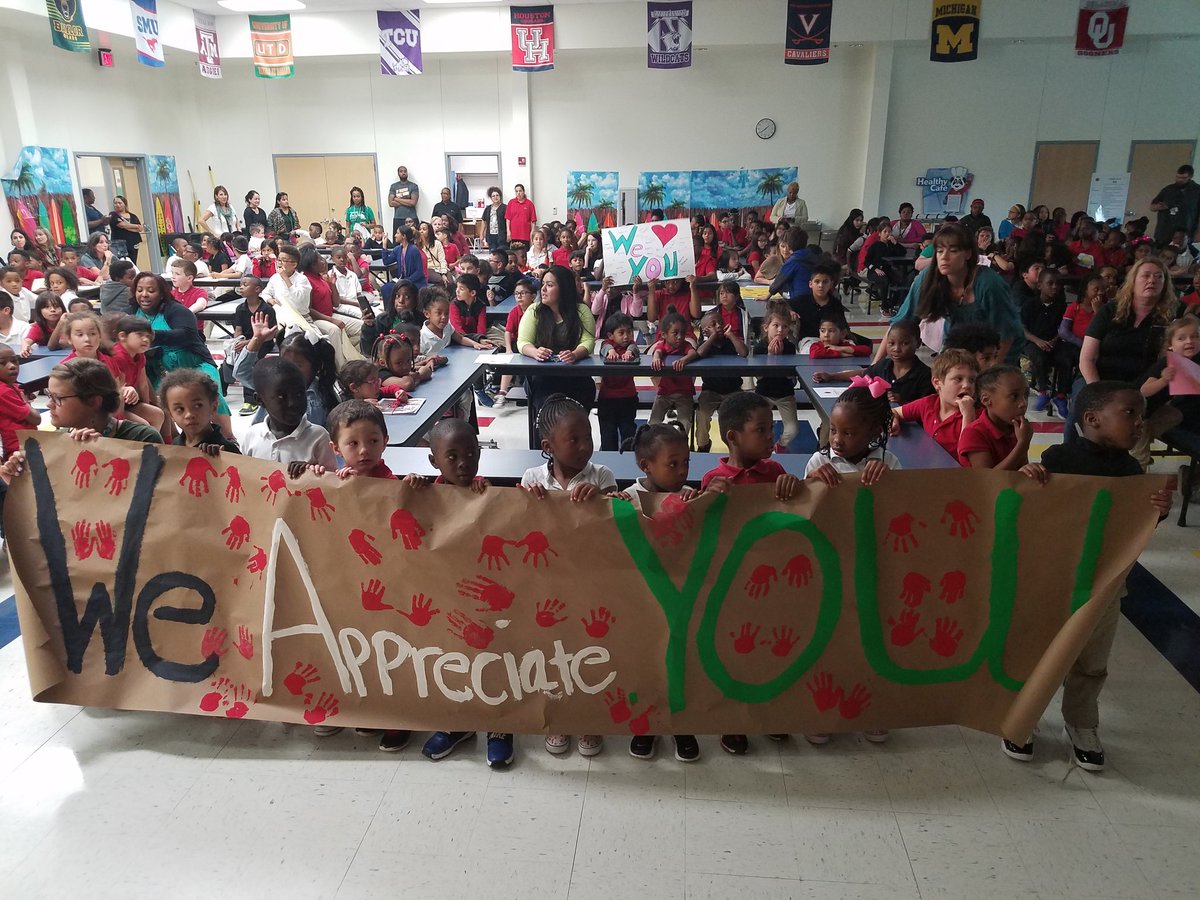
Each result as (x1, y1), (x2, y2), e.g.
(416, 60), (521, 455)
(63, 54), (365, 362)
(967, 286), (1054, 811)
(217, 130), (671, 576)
(273, 155), (379, 232)
(105, 156), (158, 269)
(1029, 142), (1098, 215)
(323, 155), (380, 227)
(1127, 141), (1197, 222)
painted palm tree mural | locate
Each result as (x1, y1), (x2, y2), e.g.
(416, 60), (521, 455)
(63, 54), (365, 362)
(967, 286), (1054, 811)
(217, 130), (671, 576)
(638, 172), (690, 223)
(756, 171), (786, 205)
(565, 171), (618, 232)
(2, 146), (80, 245)
(146, 154), (184, 254)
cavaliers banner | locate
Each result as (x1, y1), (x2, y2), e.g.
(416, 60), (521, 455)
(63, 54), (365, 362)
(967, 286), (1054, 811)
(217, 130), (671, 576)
(930, 0), (980, 63)
(784, 0), (833, 66)
(1076, 0), (1128, 57)
(131, 0), (165, 68)
(6, 435), (1165, 740)
(648, 2), (692, 70)
(46, 0), (90, 53)
(249, 14), (294, 79)
(194, 11), (222, 79)
(378, 9), (422, 76)
(511, 5), (555, 73)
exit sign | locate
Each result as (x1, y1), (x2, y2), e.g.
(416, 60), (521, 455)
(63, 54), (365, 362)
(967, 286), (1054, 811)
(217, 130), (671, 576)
(98, 48), (114, 67)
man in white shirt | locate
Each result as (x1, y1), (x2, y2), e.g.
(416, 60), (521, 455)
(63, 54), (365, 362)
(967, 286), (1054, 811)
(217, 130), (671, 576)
(263, 244), (355, 366)
(770, 182), (808, 224)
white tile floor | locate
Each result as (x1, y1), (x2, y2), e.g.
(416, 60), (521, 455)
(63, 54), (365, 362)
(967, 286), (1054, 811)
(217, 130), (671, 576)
(2, 307), (1199, 899)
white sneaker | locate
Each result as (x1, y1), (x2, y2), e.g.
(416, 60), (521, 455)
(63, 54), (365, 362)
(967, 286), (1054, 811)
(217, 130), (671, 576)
(493, 392), (507, 408)
(1064, 724), (1105, 771)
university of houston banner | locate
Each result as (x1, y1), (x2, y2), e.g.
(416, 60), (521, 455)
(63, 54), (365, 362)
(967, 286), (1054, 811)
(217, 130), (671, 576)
(511, 5), (555, 73)
(1076, 0), (1128, 57)
(930, 0), (981, 63)
(784, 0), (833, 66)
(647, 2), (692, 70)
(194, 11), (222, 79)
(378, 9), (423, 76)
(249, 14), (294, 79)
(7, 435), (1165, 740)
(45, 0), (89, 53)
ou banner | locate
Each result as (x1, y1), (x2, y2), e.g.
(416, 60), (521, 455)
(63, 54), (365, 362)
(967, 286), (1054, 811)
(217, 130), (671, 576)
(131, 0), (165, 68)
(378, 9), (423, 76)
(1076, 0), (1128, 57)
(511, 5), (555, 73)
(194, 11), (221, 79)
(784, 0), (833, 66)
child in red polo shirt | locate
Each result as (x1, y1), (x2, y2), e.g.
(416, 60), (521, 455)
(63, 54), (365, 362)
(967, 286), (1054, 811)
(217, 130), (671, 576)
(958, 365), (1032, 469)
(0, 345), (39, 460)
(893, 349), (979, 464)
(110, 315), (165, 433)
(809, 310), (872, 360)
(170, 260), (209, 312)
(701, 391), (802, 499)
(648, 277), (700, 332)
(597, 312), (641, 451)
(649, 312), (698, 438)
(494, 278), (535, 409)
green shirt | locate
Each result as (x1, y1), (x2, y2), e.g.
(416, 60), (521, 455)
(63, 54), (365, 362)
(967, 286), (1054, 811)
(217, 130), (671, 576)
(104, 417), (164, 443)
(346, 205), (376, 228)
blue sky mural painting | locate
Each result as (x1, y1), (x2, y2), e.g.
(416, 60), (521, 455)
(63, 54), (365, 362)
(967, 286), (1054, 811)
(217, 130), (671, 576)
(566, 170), (619, 231)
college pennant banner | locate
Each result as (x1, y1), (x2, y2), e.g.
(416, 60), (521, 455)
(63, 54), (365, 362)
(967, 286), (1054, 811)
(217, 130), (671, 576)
(250, 14), (294, 79)
(6, 434), (1165, 741)
(1076, 0), (1128, 57)
(194, 11), (222, 79)
(45, 0), (90, 53)
(378, 9), (423, 76)
(511, 5), (555, 73)
(784, 0), (833, 66)
(131, 0), (165, 68)
(647, 2), (692, 70)
(930, 0), (981, 63)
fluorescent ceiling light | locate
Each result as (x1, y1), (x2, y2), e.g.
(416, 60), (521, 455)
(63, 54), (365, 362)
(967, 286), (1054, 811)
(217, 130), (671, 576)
(424, 0), (502, 5)
(218, 1), (306, 11)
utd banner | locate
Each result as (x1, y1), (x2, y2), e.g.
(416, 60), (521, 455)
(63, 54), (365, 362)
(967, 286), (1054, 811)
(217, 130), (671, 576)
(194, 11), (222, 79)
(784, 0), (833, 66)
(647, 2), (692, 70)
(131, 0), (165, 68)
(1076, 0), (1128, 57)
(250, 14), (294, 79)
(46, 0), (90, 53)
(930, 0), (981, 63)
(378, 9), (423, 76)
(511, 5), (555, 73)
(7, 435), (1163, 741)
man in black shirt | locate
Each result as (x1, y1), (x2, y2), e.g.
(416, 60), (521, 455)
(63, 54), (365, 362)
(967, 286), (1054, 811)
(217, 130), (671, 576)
(1150, 165), (1200, 245)
(959, 198), (992, 235)
(432, 187), (461, 224)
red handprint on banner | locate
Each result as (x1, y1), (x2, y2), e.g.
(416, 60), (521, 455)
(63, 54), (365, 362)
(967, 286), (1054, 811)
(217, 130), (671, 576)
(348, 529), (381, 565)
(604, 688), (632, 723)
(221, 515), (250, 550)
(629, 705), (657, 736)
(898, 572), (931, 608)
(730, 622), (760, 654)
(246, 545), (267, 577)
(360, 578), (393, 611)
(930, 617), (965, 658)
(390, 508), (425, 550)
(745, 564), (778, 599)
(259, 469), (294, 504)
(939, 570), (966, 604)
(303, 692), (339, 725)
(222, 465), (244, 503)
(198, 677), (232, 712)
(233, 625), (254, 660)
(225, 684), (254, 719)
(839, 684), (872, 719)
(766, 625), (800, 657)
(179, 456), (218, 497)
(884, 512), (926, 553)
(941, 500), (980, 538)
(71, 520), (93, 560)
(648, 493), (693, 547)
(304, 487), (335, 521)
(457, 576), (514, 613)
(783, 554), (813, 587)
(887, 609), (926, 647)
(72, 450), (98, 488)
(101, 458), (129, 496)
(200, 626), (228, 659)
(446, 611), (494, 649)
(535, 598), (567, 628)
(478, 534), (510, 569)
(582, 607), (616, 638)
(806, 671), (843, 712)
(94, 521), (115, 560)
(398, 593), (440, 626)
(515, 531), (557, 568)
(284, 662), (320, 696)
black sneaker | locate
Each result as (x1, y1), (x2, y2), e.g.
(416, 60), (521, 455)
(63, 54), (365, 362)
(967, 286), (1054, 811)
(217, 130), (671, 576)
(720, 734), (749, 755)
(629, 735), (656, 760)
(1065, 725), (1105, 772)
(421, 730), (475, 760)
(378, 729), (410, 752)
(673, 734), (700, 762)
(1001, 738), (1034, 762)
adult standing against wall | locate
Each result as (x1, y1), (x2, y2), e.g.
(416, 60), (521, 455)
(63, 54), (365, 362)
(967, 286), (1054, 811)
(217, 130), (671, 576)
(432, 187), (460, 224)
(1150, 165), (1200, 245)
(388, 166), (419, 235)
(243, 190), (268, 235)
(200, 185), (241, 238)
(82, 189), (110, 236)
(770, 182), (808, 224)
(505, 184), (537, 250)
(482, 187), (508, 251)
(110, 195), (145, 267)
(267, 192), (299, 239)
(345, 186), (376, 232)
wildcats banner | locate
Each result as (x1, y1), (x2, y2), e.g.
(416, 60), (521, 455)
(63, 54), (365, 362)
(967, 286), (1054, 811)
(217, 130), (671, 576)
(784, 0), (833, 66)
(378, 9), (422, 76)
(194, 11), (222, 79)
(6, 435), (1164, 741)
(131, 0), (165, 68)
(46, 0), (90, 53)
(1076, 0), (1128, 57)
(648, 2), (692, 70)
(511, 5), (555, 73)
(250, 14), (294, 79)
(930, 0), (980, 63)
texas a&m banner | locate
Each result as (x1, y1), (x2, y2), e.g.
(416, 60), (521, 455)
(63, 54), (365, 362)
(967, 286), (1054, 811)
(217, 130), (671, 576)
(511, 5), (555, 73)
(1076, 0), (1128, 57)
(648, 2), (692, 70)
(930, 0), (980, 63)
(131, 0), (165, 68)
(194, 11), (222, 79)
(250, 14), (294, 79)
(784, 0), (833, 66)
(378, 9), (423, 76)
(46, 0), (90, 53)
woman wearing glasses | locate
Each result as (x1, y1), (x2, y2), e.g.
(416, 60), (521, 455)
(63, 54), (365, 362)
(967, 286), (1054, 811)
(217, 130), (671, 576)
(44, 357), (163, 443)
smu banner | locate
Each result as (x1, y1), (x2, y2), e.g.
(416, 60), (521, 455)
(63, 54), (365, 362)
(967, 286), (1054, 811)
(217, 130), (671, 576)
(378, 9), (423, 76)
(511, 5), (555, 73)
(131, 0), (165, 68)
(194, 11), (222, 79)
(250, 14), (294, 79)
(648, 2), (692, 70)
(784, 0), (833, 66)
(930, 0), (980, 63)
(6, 435), (1164, 740)
(1076, 1), (1128, 57)
(46, 0), (90, 53)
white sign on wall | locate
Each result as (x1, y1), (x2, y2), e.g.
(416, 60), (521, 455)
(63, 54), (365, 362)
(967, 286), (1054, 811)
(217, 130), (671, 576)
(601, 221), (696, 285)
(1086, 172), (1130, 223)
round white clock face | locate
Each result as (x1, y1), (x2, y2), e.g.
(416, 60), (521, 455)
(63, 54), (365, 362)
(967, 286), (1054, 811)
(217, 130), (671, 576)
(756, 118), (776, 140)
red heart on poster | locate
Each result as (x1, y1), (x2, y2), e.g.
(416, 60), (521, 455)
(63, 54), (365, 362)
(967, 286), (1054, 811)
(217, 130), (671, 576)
(650, 224), (677, 246)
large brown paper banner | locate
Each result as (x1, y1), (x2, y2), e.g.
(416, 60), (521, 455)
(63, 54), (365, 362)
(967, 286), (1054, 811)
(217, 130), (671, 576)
(5, 434), (1165, 741)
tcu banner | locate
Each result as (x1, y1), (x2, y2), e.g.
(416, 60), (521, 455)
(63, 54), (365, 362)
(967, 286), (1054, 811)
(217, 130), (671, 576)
(511, 5), (555, 73)
(194, 11), (221, 79)
(1076, 1), (1128, 57)
(648, 2), (692, 70)
(131, 0), (165, 68)
(784, 0), (833, 66)
(378, 9), (422, 76)
(930, 0), (981, 63)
